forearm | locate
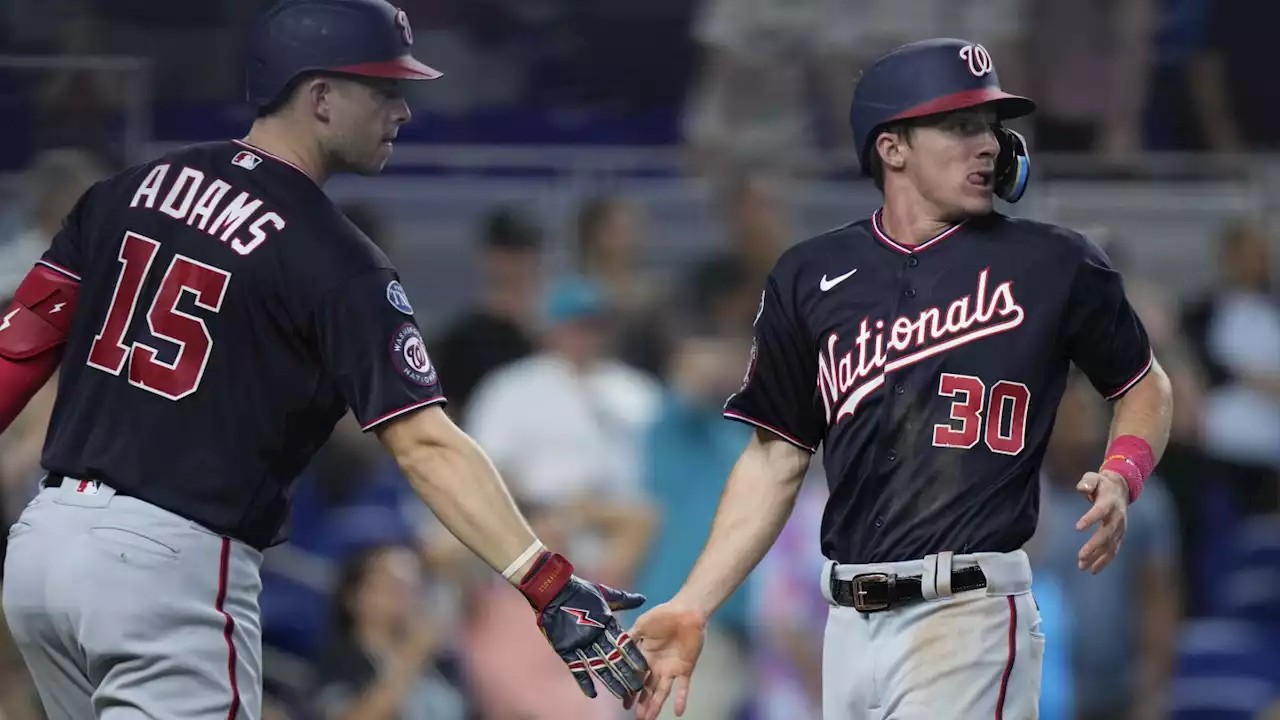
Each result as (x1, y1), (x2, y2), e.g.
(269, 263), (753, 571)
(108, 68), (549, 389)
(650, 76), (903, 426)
(673, 432), (810, 617)
(1108, 360), (1173, 462)
(393, 433), (540, 584)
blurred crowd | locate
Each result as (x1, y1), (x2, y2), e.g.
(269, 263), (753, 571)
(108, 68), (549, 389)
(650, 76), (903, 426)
(2, 0), (1279, 169)
(0, 0), (1279, 719)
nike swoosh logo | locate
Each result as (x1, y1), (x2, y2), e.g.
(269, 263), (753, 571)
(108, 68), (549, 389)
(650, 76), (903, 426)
(820, 268), (858, 292)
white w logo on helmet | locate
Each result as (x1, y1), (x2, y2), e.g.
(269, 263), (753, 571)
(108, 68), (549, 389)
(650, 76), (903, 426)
(958, 44), (995, 78)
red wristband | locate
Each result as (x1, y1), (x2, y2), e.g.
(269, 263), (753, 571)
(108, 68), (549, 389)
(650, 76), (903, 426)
(1100, 435), (1153, 503)
(516, 550), (573, 611)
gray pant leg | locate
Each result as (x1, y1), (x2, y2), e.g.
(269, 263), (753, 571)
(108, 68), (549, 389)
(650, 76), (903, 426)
(4, 507), (97, 720)
(4, 483), (264, 720)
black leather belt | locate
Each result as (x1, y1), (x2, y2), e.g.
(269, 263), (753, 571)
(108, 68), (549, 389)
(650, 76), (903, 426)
(830, 566), (988, 613)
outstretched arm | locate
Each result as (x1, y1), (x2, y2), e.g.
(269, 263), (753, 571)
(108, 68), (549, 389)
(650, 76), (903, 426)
(376, 405), (540, 580)
(633, 428), (810, 720)
(670, 429), (811, 617)
(376, 405), (650, 702)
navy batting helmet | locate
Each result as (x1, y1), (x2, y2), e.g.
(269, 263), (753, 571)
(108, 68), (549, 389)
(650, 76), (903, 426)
(850, 38), (1036, 203)
(245, 0), (441, 109)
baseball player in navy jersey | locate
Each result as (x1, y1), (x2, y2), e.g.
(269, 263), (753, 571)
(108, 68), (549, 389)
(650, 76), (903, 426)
(632, 38), (1173, 719)
(0, 1), (648, 718)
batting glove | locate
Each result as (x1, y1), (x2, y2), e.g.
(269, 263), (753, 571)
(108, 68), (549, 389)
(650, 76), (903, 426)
(517, 550), (650, 700)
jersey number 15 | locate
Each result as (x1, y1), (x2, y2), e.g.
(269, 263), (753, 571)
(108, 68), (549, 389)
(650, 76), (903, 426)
(86, 230), (231, 401)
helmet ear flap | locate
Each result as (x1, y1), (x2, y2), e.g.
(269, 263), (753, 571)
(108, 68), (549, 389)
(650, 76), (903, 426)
(994, 127), (1030, 203)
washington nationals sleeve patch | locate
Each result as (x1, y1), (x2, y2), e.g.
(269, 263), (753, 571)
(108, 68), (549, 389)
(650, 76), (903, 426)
(390, 323), (437, 386)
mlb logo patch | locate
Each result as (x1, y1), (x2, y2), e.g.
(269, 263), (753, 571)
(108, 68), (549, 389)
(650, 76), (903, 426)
(232, 151), (263, 170)
(75, 479), (100, 495)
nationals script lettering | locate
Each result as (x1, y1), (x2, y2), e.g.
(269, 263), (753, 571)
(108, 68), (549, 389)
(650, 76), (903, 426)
(818, 268), (1025, 423)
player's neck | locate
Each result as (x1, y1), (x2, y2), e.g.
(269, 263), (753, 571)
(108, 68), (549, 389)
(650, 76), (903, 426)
(241, 120), (329, 185)
(879, 195), (957, 247)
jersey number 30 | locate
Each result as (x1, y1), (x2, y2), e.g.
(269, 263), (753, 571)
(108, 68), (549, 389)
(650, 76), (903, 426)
(87, 231), (231, 400)
(932, 373), (1030, 455)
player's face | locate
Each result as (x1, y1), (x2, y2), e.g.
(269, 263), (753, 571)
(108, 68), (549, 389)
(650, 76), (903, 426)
(324, 77), (412, 175)
(903, 106), (1001, 219)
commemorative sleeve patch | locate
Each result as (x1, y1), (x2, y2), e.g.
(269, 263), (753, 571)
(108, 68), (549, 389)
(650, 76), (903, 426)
(386, 280), (414, 315)
(390, 323), (437, 386)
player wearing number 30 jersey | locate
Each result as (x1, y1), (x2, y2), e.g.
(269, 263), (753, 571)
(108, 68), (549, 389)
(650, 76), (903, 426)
(0, 2), (647, 719)
(632, 39), (1172, 720)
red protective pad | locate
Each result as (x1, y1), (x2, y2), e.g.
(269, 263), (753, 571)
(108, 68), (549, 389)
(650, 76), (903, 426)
(0, 264), (79, 433)
(0, 264), (79, 360)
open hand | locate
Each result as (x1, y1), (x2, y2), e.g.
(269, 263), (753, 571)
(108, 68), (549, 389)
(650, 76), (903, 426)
(1075, 470), (1129, 574)
(630, 602), (707, 720)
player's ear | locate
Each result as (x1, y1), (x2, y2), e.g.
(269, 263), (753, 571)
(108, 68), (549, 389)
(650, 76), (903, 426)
(305, 77), (334, 123)
(876, 130), (908, 173)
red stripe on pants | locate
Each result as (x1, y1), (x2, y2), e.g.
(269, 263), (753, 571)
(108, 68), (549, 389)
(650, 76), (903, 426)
(216, 537), (242, 720)
(994, 596), (1017, 719)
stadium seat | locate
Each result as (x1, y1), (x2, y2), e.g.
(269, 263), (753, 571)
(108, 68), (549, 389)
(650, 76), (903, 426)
(1168, 618), (1280, 719)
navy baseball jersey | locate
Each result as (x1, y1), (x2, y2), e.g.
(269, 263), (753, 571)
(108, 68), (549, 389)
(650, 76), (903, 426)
(37, 140), (446, 549)
(725, 209), (1153, 564)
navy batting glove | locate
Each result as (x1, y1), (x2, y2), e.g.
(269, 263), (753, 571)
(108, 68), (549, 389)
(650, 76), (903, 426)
(517, 551), (650, 700)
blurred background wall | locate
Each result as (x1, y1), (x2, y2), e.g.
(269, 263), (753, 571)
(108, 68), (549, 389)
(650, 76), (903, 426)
(0, 1), (1277, 719)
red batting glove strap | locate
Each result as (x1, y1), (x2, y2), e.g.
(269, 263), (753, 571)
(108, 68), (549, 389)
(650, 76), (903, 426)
(516, 550), (573, 611)
(1100, 435), (1154, 504)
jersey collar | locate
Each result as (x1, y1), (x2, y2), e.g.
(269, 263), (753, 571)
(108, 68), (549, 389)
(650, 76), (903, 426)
(870, 208), (965, 255)
(232, 139), (314, 182)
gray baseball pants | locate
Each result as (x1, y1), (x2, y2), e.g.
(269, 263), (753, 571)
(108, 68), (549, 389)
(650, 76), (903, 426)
(3, 477), (264, 719)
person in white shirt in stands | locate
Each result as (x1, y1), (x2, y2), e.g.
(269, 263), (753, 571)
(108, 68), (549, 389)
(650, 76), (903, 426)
(465, 276), (659, 588)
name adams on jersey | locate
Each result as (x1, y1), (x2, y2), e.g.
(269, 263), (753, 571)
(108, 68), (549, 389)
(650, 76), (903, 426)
(725, 211), (1152, 564)
(37, 141), (447, 549)
(127, 154), (287, 256)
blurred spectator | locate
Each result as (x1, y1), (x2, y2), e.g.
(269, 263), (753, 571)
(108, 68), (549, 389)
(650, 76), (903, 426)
(635, 316), (754, 719)
(1183, 0), (1280, 152)
(690, 173), (789, 329)
(430, 206), (543, 419)
(0, 148), (107, 299)
(464, 276), (658, 586)
(683, 0), (835, 176)
(1181, 219), (1280, 511)
(576, 195), (670, 378)
(683, 0), (1026, 176)
(1027, 0), (1155, 166)
(1143, 0), (1215, 154)
(313, 544), (471, 720)
(685, 254), (757, 341)
(72, 0), (242, 103)
(1034, 373), (1181, 720)
(749, 473), (828, 720)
